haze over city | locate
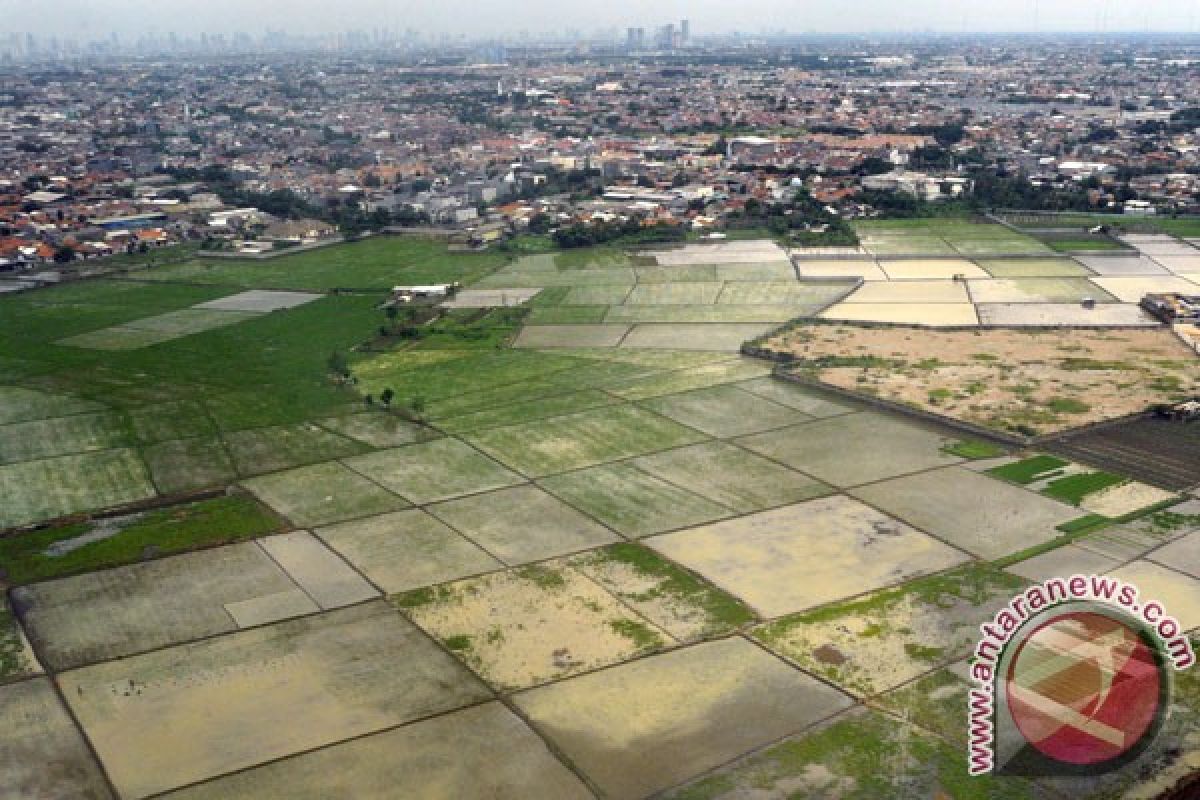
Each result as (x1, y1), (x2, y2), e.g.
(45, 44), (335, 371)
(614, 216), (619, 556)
(3, 0), (1199, 38)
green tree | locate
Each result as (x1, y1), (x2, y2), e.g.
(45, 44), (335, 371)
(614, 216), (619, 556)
(380, 388), (395, 408)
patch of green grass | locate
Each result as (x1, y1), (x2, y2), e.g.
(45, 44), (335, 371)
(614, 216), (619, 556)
(1145, 510), (1200, 533)
(1041, 472), (1126, 505)
(1043, 396), (1090, 414)
(443, 634), (473, 652)
(0, 494), (283, 585)
(1045, 237), (1126, 251)
(516, 564), (567, 590)
(608, 618), (664, 649)
(903, 642), (946, 663)
(942, 440), (1008, 460)
(1055, 514), (1112, 534)
(986, 455), (1070, 485)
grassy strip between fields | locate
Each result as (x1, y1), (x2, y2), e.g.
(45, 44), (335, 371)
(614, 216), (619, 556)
(941, 439), (1009, 460)
(0, 493), (284, 586)
(1040, 471), (1126, 505)
(986, 455), (1070, 484)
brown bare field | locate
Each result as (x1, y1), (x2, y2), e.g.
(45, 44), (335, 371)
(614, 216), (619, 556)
(761, 324), (1200, 435)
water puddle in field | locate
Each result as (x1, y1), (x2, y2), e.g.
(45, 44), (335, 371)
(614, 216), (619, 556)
(42, 513), (144, 557)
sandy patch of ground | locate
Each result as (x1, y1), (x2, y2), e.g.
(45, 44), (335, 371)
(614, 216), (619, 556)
(1110, 560), (1200, 631)
(1080, 481), (1179, 518)
(752, 564), (1025, 697)
(879, 259), (988, 280)
(397, 563), (673, 690)
(646, 496), (970, 618)
(512, 637), (853, 800)
(840, 280), (968, 304)
(61, 603), (489, 799)
(820, 301), (980, 326)
(161, 703), (591, 800)
(760, 324), (1200, 435)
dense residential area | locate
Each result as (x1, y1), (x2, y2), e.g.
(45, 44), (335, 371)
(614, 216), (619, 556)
(2, 35), (1200, 279)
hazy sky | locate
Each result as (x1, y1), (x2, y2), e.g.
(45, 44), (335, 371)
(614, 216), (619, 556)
(3, 0), (1199, 38)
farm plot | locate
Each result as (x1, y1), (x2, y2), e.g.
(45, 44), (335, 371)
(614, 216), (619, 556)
(514, 324), (630, 348)
(140, 437), (236, 494)
(513, 637), (852, 800)
(1006, 543), (1124, 583)
(57, 326), (182, 351)
(736, 412), (962, 488)
(966, 277), (1114, 304)
(820, 301), (980, 325)
(851, 466), (1078, 559)
(0, 600), (41, 683)
(440, 288), (543, 308)
(0, 411), (132, 465)
(315, 412), (436, 448)
(795, 259), (889, 281)
(1110, 560), (1200, 631)
(752, 564), (1023, 697)
(1048, 416), (1200, 491)
(647, 496), (970, 618)
(0, 449), (156, 529)
(128, 401), (215, 443)
(1150, 255), (1200, 276)
(120, 308), (260, 335)
(602, 304), (808, 324)
(193, 290), (323, 312)
(433, 390), (621, 435)
(539, 462), (732, 538)
(735, 376), (861, 417)
(568, 544), (755, 642)
(632, 441), (834, 514)
(626, 282), (725, 306)
(1149, 531), (1200, 580)
(1089, 274), (1200, 302)
(14, 533), (377, 670)
(0, 386), (101, 425)
(561, 285), (635, 305)
(975, 257), (1092, 278)
(315, 509), (501, 593)
(159, 703), (591, 800)
(60, 602), (490, 800)
(665, 706), (1043, 800)
(343, 438), (524, 505)
(839, 279), (969, 304)
(715, 281), (853, 306)
(427, 485), (617, 563)
(878, 260), (988, 280)
(464, 404), (707, 477)
(714, 261), (797, 280)
(976, 302), (1155, 326)
(242, 461), (410, 527)
(396, 563), (673, 690)
(634, 264), (718, 283)
(1075, 255), (1169, 275)
(0, 678), (113, 800)
(223, 423), (367, 476)
(475, 268), (637, 288)
(638, 384), (812, 437)
(619, 323), (778, 351)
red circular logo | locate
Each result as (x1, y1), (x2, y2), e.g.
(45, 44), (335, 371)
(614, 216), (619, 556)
(1005, 610), (1163, 766)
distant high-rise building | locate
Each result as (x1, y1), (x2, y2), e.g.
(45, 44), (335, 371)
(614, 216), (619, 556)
(681, 19), (690, 43)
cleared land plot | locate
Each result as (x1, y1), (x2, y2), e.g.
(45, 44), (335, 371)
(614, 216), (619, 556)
(0, 411), (131, 465)
(514, 324), (630, 348)
(1110, 560), (1200, 631)
(315, 412), (435, 448)
(0, 449), (156, 529)
(633, 441), (834, 514)
(343, 438), (524, 505)
(160, 703), (591, 800)
(821, 301), (979, 326)
(61, 603), (490, 799)
(950, 238), (1054, 256)
(753, 564), (1024, 697)
(194, 290), (322, 312)
(433, 390), (621, 435)
(620, 322), (776, 351)
(0, 678), (113, 800)
(560, 285), (634, 305)
(0, 386), (101, 425)
(841, 279), (968, 304)
(242, 461), (410, 527)
(427, 485), (618, 563)
(1148, 531), (1200, 580)
(465, 404), (708, 477)
(851, 466), (1079, 559)
(440, 288), (542, 308)
(569, 544), (755, 642)
(665, 706), (1042, 800)
(1048, 417), (1200, 491)
(977, 302), (1155, 326)
(714, 262), (797, 280)
(120, 308), (259, 334)
(1089, 274), (1200, 302)
(648, 496), (970, 618)
(14, 535), (376, 669)
(475, 268), (636, 288)
(737, 412), (962, 488)
(316, 509), (501, 593)
(257, 531), (378, 609)
(1075, 255), (1170, 275)
(1149, 255), (1200, 275)
(626, 282), (725, 305)
(735, 376), (860, 417)
(761, 325), (1200, 436)
(397, 564), (672, 690)
(223, 423), (366, 476)
(878, 260), (988, 280)
(967, 277), (1114, 304)
(634, 264), (719, 283)
(795, 259), (889, 281)
(513, 637), (853, 800)
(539, 462), (732, 538)
(976, 257), (1092, 278)
(1006, 543), (1123, 583)
(141, 437), (236, 495)
(57, 325), (187, 351)
(638, 384), (812, 437)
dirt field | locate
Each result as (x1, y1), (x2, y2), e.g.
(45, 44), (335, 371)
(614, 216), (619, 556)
(761, 324), (1200, 435)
